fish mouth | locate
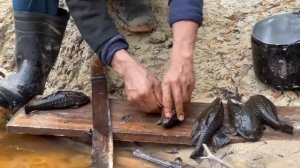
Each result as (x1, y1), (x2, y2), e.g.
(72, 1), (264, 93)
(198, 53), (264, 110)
(237, 129), (261, 141)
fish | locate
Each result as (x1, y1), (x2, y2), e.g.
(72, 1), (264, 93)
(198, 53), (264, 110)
(227, 99), (264, 141)
(245, 94), (293, 135)
(24, 91), (90, 114)
(156, 108), (181, 128)
(190, 98), (230, 160)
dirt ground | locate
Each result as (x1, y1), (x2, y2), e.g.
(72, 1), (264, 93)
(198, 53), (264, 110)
(1, 0), (300, 167)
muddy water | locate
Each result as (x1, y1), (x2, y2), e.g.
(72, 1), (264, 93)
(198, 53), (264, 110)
(0, 129), (91, 168)
(0, 128), (190, 168)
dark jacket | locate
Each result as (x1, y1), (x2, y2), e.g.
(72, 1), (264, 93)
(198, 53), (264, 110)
(66, 0), (203, 65)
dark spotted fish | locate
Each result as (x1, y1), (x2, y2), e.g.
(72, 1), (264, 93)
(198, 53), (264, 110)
(228, 99), (264, 141)
(246, 94), (293, 135)
(190, 98), (230, 160)
(25, 91), (90, 114)
(157, 108), (181, 128)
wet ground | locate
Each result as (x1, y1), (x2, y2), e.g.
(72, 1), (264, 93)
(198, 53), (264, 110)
(0, 129), (90, 168)
(0, 129), (183, 168)
(2, 128), (300, 168)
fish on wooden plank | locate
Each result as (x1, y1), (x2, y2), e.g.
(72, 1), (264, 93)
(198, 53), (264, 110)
(24, 91), (90, 114)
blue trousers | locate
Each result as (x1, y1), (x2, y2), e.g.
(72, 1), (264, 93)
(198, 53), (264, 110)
(12, 0), (59, 15)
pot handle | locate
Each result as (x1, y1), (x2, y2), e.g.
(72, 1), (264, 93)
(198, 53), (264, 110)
(293, 11), (300, 16)
(284, 39), (300, 52)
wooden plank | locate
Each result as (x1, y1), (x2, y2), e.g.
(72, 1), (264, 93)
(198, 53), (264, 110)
(6, 99), (300, 145)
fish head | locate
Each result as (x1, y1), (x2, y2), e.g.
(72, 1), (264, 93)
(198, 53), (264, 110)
(198, 98), (224, 125)
(236, 113), (263, 141)
(160, 109), (181, 128)
(247, 94), (278, 120)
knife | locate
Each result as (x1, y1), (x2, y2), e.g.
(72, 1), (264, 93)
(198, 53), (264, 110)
(91, 56), (113, 168)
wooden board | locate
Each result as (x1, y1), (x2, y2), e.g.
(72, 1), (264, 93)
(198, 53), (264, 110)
(6, 99), (300, 145)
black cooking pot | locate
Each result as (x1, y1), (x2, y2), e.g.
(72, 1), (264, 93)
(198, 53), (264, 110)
(251, 12), (300, 89)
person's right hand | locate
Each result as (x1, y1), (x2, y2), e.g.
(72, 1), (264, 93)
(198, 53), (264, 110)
(111, 49), (162, 113)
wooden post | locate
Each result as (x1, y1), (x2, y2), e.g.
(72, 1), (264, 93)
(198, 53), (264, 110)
(90, 56), (113, 168)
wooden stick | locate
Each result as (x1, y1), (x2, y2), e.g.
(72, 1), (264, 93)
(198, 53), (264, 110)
(201, 144), (233, 168)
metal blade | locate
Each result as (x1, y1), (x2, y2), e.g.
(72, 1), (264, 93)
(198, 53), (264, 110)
(91, 56), (113, 168)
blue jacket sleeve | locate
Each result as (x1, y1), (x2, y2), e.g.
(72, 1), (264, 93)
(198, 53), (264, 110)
(168, 0), (203, 27)
(66, 0), (129, 66)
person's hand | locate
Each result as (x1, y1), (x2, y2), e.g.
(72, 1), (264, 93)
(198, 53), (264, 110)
(162, 21), (198, 121)
(162, 52), (195, 120)
(111, 49), (162, 113)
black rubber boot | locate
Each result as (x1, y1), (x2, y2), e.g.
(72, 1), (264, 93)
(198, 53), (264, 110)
(0, 9), (69, 111)
(110, 0), (155, 33)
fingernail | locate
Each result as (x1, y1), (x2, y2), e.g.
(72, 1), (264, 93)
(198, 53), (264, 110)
(166, 112), (172, 118)
(178, 115), (184, 121)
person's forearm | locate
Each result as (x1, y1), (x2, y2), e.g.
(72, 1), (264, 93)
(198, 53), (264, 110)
(168, 0), (203, 27)
(168, 0), (202, 61)
(171, 21), (198, 61)
(66, 0), (124, 65)
(111, 49), (138, 78)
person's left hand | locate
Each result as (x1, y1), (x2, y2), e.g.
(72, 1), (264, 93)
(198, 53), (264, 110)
(161, 21), (198, 121)
(162, 50), (195, 121)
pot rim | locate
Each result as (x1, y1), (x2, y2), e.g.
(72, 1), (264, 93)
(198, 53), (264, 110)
(251, 12), (300, 46)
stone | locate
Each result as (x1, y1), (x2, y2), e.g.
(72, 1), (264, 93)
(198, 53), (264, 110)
(149, 31), (167, 44)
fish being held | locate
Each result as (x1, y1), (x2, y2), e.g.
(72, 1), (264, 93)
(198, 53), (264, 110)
(25, 91), (90, 114)
(227, 99), (264, 141)
(245, 94), (293, 135)
(157, 108), (181, 129)
(190, 98), (230, 160)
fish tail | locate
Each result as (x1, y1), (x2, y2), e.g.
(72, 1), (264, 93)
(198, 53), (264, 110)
(279, 123), (293, 135)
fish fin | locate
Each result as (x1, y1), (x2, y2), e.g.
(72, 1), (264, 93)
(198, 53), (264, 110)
(279, 123), (293, 135)
(55, 90), (63, 94)
(212, 125), (231, 149)
(41, 91), (59, 100)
